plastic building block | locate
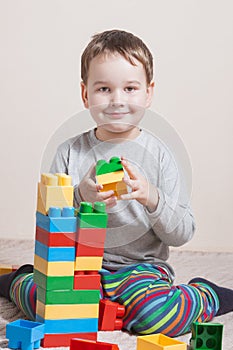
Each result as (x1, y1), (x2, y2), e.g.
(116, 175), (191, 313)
(36, 207), (77, 233)
(189, 322), (223, 350)
(0, 265), (19, 275)
(70, 338), (120, 350)
(76, 242), (104, 257)
(33, 269), (74, 290)
(36, 300), (99, 319)
(96, 157), (123, 175)
(98, 299), (125, 331)
(36, 226), (76, 247)
(75, 256), (103, 271)
(74, 272), (101, 290)
(37, 173), (73, 215)
(35, 240), (75, 262)
(77, 202), (108, 228)
(37, 286), (100, 305)
(137, 334), (187, 350)
(77, 228), (106, 247)
(35, 315), (98, 334)
(41, 332), (97, 347)
(6, 319), (44, 350)
(96, 157), (127, 198)
(34, 255), (75, 276)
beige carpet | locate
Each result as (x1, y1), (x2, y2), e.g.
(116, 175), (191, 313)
(0, 239), (232, 349)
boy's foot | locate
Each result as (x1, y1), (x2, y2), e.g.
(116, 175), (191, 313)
(189, 277), (233, 316)
(0, 264), (33, 301)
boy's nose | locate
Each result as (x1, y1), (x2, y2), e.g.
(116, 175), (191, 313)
(110, 90), (125, 107)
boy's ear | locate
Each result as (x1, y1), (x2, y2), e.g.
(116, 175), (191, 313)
(81, 81), (89, 108)
(145, 81), (155, 108)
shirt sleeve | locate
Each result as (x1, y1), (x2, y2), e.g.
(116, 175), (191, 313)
(144, 147), (196, 247)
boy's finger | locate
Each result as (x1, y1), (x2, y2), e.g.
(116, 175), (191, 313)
(122, 177), (138, 190)
(99, 190), (115, 200)
(120, 191), (138, 201)
(105, 196), (117, 208)
(121, 158), (138, 180)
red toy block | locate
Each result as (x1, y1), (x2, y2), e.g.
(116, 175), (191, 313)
(70, 338), (119, 350)
(41, 332), (97, 347)
(36, 226), (76, 247)
(74, 272), (101, 290)
(76, 242), (104, 257)
(98, 299), (125, 331)
(77, 228), (106, 247)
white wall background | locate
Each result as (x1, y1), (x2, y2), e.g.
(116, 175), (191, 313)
(0, 0), (232, 251)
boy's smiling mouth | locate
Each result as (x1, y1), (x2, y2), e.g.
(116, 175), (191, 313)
(104, 111), (130, 119)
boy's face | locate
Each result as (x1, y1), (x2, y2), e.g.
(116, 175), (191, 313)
(81, 53), (154, 140)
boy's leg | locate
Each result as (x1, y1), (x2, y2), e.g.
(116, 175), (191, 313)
(100, 264), (220, 337)
(0, 264), (36, 320)
(189, 277), (233, 316)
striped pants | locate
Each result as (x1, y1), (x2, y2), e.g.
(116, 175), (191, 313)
(9, 263), (219, 337)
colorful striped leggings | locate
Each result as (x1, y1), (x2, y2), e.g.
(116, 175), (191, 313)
(9, 263), (219, 337)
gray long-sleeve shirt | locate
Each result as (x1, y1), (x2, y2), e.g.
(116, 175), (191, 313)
(50, 128), (195, 280)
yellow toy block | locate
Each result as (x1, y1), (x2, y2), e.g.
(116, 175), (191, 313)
(0, 265), (18, 275)
(75, 256), (103, 271)
(36, 300), (99, 319)
(37, 173), (73, 215)
(34, 255), (74, 276)
(96, 170), (124, 185)
(96, 170), (127, 199)
(137, 334), (187, 350)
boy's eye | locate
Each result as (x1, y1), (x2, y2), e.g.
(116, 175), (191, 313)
(125, 87), (136, 92)
(99, 87), (110, 92)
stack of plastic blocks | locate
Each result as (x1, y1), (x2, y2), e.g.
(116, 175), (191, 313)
(96, 157), (127, 199)
(189, 322), (223, 350)
(137, 334), (187, 350)
(33, 173), (108, 347)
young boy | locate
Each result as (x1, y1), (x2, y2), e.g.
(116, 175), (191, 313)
(1, 29), (233, 337)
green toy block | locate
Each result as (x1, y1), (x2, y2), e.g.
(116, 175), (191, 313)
(34, 269), (74, 290)
(37, 286), (100, 305)
(96, 157), (123, 175)
(190, 322), (223, 350)
(77, 202), (108, 229)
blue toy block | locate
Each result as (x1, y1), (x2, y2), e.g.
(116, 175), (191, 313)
(35, 240), (75, 262)
(36, 207), (77, 233)
(36, 315), (98, 334)
(6, 319), (44, 350)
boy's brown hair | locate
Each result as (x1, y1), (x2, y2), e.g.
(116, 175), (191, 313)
(81, 29), (153, 85)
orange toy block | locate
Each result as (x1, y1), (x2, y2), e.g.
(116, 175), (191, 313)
(96, 170), (127, 199)
(98, 299), (125, 331)
(0, 265), (19, 275)
(70, 338), (119, 350)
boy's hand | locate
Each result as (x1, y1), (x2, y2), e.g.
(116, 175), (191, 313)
(120, 157), (159, 212)
(78, 164), (117, 208)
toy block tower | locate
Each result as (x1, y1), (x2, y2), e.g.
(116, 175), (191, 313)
(96, 157), (127, 199)
(74, 201), (107, 291)
(34, 173), (108, 347)
(189, 322), (223, 350)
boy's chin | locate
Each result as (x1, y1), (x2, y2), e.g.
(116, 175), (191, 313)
(100, 122), (138, 134)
